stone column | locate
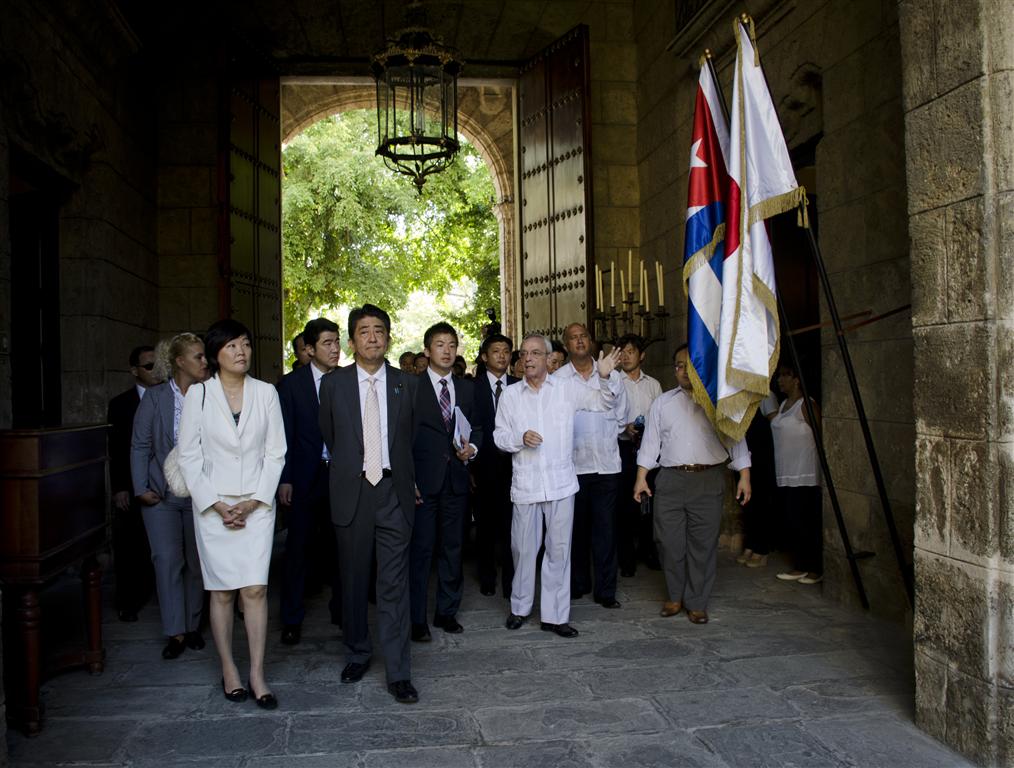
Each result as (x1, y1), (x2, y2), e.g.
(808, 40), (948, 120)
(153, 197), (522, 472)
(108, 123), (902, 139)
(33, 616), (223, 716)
(900, 0), (1014, 764)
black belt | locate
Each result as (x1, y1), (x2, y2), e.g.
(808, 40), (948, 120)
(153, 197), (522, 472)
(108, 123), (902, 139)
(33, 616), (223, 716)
(360, 468), (393, 478)
(662, 463), (723, 472)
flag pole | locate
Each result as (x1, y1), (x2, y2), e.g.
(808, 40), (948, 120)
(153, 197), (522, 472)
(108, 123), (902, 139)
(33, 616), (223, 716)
(703, 49), (872, 611)
(734, 16), (913, 607)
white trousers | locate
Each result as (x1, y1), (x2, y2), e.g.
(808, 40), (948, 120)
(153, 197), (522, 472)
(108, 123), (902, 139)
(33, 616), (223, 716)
(510, 496), (575, 624)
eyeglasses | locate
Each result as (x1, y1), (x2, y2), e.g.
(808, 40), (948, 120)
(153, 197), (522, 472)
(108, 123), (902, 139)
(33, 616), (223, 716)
(139, 362), (155, 371)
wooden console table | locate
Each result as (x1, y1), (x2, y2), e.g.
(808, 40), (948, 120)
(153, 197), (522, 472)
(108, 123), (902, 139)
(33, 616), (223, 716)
(0, 425), (108, 735)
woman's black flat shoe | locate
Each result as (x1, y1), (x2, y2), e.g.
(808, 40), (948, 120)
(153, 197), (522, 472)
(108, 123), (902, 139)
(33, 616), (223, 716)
(221, 677), (247, 703)
(248, 681), (278, 710)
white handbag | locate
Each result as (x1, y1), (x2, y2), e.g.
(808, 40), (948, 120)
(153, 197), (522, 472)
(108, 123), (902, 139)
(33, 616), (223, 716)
(162, 382), (205, 499)
(163, 446), (190, 498)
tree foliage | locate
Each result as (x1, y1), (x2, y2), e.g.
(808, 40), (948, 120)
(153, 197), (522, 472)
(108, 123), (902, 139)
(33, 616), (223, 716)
(281, 110), (499, 358)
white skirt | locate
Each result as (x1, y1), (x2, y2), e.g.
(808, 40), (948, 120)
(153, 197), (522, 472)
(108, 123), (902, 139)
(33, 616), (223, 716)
(192, 493), (275, 590)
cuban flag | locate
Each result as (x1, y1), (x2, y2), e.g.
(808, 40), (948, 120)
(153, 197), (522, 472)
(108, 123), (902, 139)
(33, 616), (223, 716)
(682, 61), (731, 423)
(715, 20), (805, 442)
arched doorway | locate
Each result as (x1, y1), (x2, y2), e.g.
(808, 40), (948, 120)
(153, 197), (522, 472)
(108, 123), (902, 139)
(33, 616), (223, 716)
(280, 78), (519, 342)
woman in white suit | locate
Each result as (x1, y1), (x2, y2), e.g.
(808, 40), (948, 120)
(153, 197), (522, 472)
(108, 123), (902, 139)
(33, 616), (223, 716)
(177, 319), (286, 709)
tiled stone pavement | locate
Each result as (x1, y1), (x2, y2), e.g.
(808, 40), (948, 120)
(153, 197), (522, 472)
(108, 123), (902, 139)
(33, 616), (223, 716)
(7, 549), (972, 767)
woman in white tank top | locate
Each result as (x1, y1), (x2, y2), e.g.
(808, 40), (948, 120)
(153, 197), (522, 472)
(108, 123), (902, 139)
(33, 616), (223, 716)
(766, 362), (823, 584)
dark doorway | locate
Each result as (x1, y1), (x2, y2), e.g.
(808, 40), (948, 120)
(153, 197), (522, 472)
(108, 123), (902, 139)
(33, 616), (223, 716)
(9, 151), (67, 428)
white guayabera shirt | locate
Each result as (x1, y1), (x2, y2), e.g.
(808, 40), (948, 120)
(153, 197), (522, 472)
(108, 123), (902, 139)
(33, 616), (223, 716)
(493, 372), (623, 504)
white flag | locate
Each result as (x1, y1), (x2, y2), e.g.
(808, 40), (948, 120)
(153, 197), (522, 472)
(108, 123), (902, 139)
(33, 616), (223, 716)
(716, 19), (805, 442)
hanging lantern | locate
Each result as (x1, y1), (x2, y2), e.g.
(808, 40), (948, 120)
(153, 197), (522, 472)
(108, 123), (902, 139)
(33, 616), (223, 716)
(371, 19), (463, 193)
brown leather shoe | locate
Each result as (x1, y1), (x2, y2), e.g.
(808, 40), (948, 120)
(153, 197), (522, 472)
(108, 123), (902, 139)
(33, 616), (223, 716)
(659, 601), (682, 617)
(687, 609), (709, 624)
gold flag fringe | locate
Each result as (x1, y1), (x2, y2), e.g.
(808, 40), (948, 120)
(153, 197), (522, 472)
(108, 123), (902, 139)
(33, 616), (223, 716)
(681, 223), (726, 296)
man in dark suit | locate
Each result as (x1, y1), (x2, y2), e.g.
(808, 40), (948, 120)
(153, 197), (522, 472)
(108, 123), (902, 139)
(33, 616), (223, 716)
(277, 317), (342, 645)
(470, 333), (518, 597)
(107, 345), (158, 622)
(318, 304), (420, 704)
(409, 322), (482, 641)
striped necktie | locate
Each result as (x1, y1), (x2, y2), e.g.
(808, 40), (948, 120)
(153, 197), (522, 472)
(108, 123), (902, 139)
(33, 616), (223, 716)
(439, 378), (452, 431)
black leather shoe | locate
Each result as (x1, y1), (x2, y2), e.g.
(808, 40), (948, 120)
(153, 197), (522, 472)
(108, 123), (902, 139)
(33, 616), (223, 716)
(433, 615), (463, 634)
(505, 613), (526, 630)
(184, 631), (206, 650)
(596, 598), (622, 609)
(480, 585), (496, 597)
(540, 622), (579, 638)
(341, 661), (369, 683)
(388, 679), (419, 704)
(162, 636), (186, 659)
(221, 677), (247, 702)
(411, 623), (432, 642)
(281, 624), (301, 645)
(248, 680), (278, 710)
(118, 609), (138, 623)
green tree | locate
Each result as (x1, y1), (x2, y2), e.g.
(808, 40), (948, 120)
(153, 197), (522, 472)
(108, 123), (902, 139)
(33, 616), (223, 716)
(281, 110), (499, 364)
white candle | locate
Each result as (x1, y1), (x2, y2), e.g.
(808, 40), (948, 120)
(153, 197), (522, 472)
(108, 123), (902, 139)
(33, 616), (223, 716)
(620, 268), (626, 300)
(628, 250), (633, 288)
(645, 265), (651, 312)
(656, 262), (664, 306)
(611, 262), (615, 307)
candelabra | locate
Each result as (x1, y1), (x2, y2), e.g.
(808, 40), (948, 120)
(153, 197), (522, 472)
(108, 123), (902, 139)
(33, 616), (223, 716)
(593, 292), (670, 347)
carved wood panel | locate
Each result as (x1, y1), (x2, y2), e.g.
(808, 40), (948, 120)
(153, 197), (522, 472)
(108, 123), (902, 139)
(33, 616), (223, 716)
(518, 25), (593, 341)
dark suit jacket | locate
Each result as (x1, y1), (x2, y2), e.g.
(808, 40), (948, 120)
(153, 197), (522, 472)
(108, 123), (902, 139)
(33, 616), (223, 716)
(277, 363), (326, 495)
(108, 386), (141, 495)
(471, 372), (518, 482)
(412, 374), (483, 496)
(318, 362), (418, 526)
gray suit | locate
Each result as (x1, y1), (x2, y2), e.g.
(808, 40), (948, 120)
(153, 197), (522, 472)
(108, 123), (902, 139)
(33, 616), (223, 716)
(130, 381), (204, 636)
(318, 362), (417, 683)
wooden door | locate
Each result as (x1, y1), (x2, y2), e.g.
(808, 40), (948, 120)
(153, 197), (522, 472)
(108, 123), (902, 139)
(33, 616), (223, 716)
(518, 26), (593, 340)
(221, 54), (282, 382)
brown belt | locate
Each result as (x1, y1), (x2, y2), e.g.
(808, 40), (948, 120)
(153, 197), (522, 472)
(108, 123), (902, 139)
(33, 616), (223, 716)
(663, 463), (723, 472)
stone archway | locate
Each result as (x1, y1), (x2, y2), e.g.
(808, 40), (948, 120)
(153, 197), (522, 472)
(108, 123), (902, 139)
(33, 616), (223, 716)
(280, 79), (519, 339)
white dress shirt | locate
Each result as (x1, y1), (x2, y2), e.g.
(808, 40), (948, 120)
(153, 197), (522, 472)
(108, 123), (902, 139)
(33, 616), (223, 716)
(637, 387), (750, 471)
(310, 362), (331, 461)
(356, 363), (390, 470)
(493, 373), (623, 504)
(136, 383), (147, 400)
(554, 361), (627, 475)
(621, 369), (662, 425)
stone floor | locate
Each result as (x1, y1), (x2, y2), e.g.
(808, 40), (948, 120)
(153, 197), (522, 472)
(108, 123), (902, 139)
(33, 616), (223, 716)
(7, 548), (972, 768)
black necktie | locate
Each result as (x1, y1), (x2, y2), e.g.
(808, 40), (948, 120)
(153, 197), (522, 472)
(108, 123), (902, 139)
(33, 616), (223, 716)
(494, 379), (503, 412)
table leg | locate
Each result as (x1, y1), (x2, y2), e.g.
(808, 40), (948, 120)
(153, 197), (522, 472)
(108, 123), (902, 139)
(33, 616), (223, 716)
(17, 588), (42, 735)
(81, 556), (104, 674)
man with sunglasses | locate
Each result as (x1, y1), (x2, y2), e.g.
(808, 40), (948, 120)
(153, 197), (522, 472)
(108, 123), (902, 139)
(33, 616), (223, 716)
(107, 346), (160, 621)
(633, 344), (752, 625)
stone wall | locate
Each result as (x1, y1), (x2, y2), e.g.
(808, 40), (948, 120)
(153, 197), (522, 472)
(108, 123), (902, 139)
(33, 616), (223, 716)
(634, 0), (914, 620)
(0, 1), (161, 423)
(587, 3), (640, 323)
(900, 0), (1014, 763)
(155, 51), (221, 337)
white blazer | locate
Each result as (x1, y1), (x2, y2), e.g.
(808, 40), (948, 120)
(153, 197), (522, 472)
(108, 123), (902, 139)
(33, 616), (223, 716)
(177, 374), (287, 514)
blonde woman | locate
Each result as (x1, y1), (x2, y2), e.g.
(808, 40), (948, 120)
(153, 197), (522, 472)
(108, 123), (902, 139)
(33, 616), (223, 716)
(130, 333), (209, 660)
(177, 319), (286, 708)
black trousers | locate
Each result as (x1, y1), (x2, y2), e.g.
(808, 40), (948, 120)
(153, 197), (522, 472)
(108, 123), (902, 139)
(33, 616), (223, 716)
(617, 441), (659, 571)
(474, 462), (514, 597)
(571, 472), (619, 601)
(410, 470), (466, 623)
(281, 461), (341, 626)
(778, 485), (823, 574)
(334, 476), (411, 683)
(112, 500), (153, 613)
